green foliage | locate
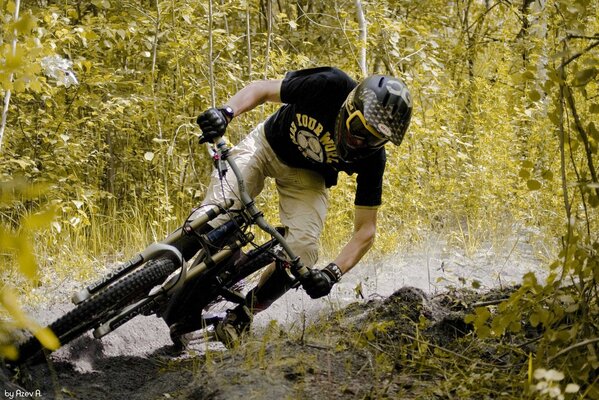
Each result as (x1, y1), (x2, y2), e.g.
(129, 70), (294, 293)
(0, 179), (59, 360)
(0, 2), (44, 93)
(464, 0), (599, 395)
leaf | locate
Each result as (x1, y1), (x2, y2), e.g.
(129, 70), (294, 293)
(565, 383), (580, 393)
(33, 326), (60, 350)
(0, 345), (19, 361)
(548, 110), (561, 125)
(13, 78), (25, 92)
(530, 312), (541, 327)
(541, 170), (554, 180)
(6, 1), (16, 13)
(544, 369), (565, 382)
(51, 221), (62, 233)
(16, 236), (37, 280)
(573, 68), (597, 86)
(0, 287), (26, 324)
(519, 168), (531, 179)
(13, 13), (37, 34)
(522, 160), (534, 168)
(4, 47), (25, 71)
(23, 207), (56, 229)
(82, 60), (93, 72)
(508, 321), (521, 333)
(527, 180), (542, 190)
(533, 368), (547, 380)
(0, 288), (59, 352)
(29, 78), (42, 92)
(476, 325), (491, 338)
(528, 89), (541, 102)
(589, 122), (599, 141)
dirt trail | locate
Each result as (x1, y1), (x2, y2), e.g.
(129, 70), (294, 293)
(2, 233), (547, 399)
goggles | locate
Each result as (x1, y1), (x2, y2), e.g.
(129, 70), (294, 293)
(343, 110), (388, 150)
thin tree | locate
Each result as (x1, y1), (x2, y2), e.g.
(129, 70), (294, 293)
(355, 0), (367, 76)
(0, 0), (21, 152)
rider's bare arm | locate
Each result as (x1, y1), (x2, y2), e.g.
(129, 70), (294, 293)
(225, 80), (283, 117)
(332, 207), (377, 274)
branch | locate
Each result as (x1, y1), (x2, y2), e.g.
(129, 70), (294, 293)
(560, 39), (599, 69)
(264, 0), (273, 79)
(563, 83), (599, 198)
(566, 33), (599, 40)
(208, 0), (216, 107)
(466, 0), (504, 32)
(246, 3), (252, 80)
(548, 337), (599, 362)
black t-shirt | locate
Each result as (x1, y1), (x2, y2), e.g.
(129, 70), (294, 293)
(264, 67), (386, 207)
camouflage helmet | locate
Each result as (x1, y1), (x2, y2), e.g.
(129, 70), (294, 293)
(352, 75), (412, 145)
(335, 74), (412, 161)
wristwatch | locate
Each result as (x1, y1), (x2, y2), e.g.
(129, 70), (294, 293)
(220, 105), (234, 121)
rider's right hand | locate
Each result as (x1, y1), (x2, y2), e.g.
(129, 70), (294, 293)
(300, 263), (342, 299)
(197, 107), (229, 144)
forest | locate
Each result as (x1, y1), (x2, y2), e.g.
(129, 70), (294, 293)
(1, 0), (598, 398)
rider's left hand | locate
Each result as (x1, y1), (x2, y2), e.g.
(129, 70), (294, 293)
(301, 263), (342, 299)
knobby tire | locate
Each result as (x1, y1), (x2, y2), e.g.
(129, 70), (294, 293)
(17, 257), (178, 364)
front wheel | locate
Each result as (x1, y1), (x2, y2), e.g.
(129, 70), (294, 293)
(17, 256), (178, 364)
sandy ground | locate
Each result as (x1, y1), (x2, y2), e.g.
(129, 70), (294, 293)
(2, 230), (551, 399)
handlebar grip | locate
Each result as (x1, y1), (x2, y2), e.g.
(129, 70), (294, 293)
(291, 261), (311, 281)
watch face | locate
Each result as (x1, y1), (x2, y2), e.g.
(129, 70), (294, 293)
(223, 106), (234, 118)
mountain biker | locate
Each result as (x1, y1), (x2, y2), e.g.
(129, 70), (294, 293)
(173, 67), (412, 348)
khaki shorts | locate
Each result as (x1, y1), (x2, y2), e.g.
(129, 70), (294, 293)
(197, 124), (328, 268)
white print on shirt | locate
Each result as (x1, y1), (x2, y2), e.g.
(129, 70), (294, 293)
(289, 113), (339, 164)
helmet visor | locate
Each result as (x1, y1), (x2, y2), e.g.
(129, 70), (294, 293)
(344, 110), (388, 150)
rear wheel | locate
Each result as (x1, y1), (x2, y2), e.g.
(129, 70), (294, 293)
(17, 257), (178, 364)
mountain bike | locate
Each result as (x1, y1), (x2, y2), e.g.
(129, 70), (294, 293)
(15, 136), (310, 363)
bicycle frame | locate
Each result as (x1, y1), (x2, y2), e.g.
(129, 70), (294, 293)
(71, 135), (308, 339)
(207, 137), (308, 276)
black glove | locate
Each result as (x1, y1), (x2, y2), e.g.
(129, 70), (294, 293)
(197, 107), (229, 144)
(301, 263), (342, 299)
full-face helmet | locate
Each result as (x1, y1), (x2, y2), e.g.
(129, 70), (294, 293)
(335, 75), (412, 161)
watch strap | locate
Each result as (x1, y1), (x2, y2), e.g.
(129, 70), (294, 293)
(323, 262), (342, 283)
(220, 105), (234, 121)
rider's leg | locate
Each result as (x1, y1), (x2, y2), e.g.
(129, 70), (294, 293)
(213, 134), (328, 347)
(215, 176), (327, 347)
(238, 162), (329, 314)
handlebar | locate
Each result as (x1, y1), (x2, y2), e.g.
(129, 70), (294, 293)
(207, 136), (310, 280)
